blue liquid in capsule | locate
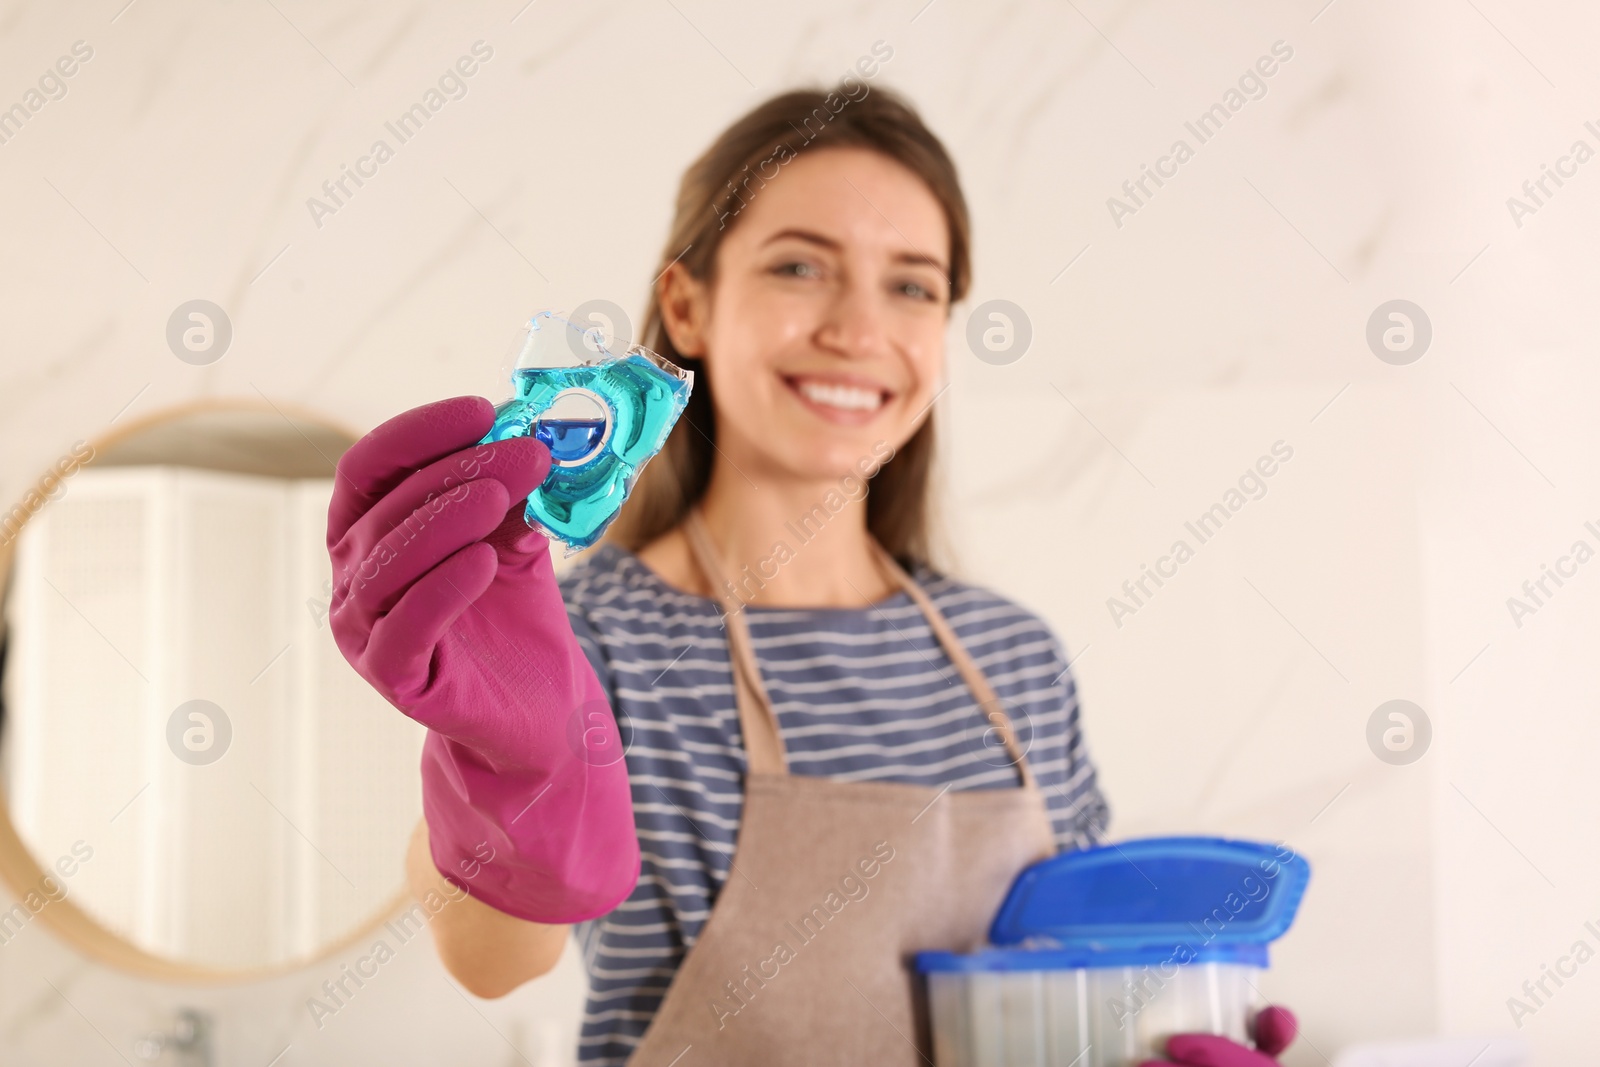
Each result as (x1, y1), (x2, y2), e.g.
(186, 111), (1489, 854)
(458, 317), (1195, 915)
(483, 353), (692, 551)
(535, 418), (608, 463)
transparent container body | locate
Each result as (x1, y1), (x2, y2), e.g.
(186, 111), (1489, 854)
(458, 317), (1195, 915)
(482, 311), (692, 553)
(926, 963), (1263, 1067)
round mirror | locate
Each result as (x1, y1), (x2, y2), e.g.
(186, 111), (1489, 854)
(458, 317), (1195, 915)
(0, 401), (421, 980)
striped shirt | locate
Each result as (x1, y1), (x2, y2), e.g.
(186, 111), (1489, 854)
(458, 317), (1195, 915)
(560, 544), (1110, 1065)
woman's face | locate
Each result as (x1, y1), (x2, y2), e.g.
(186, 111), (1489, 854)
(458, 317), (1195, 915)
(662, 146), (952, 485)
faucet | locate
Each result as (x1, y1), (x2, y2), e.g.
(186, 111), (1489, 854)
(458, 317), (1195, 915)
(132, 1008), (213, 1067)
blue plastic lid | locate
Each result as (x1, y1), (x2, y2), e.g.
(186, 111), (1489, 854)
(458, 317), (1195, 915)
(988, 836), (1310, 951)
(915, 940), (1268, 974)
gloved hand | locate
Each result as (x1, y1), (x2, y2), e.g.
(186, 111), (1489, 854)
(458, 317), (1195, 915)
(1142, 1005), (1298, 1067)
(326, 395), (640, 924)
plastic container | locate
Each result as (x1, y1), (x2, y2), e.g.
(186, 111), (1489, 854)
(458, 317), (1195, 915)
(916, 837), (1310, 1067)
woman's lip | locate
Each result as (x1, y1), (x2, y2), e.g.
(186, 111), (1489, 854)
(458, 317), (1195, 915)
(781, 375), (893, 426)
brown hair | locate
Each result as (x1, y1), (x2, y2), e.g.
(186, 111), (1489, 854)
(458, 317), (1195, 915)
(606, 82), (971, 566)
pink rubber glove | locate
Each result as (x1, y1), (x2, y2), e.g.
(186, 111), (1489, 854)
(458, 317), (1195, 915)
(326, 395), (640, 924)
(1141, 1006), (1298, 1067)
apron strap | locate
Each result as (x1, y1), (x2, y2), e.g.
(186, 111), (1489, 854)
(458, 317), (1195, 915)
(682, 510), (789, 775)
(868, 544), (1038, 790)
(680, 508), (1036, 787)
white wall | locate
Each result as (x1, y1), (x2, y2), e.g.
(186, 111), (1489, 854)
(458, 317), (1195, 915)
(1, 0), (1595, 1062)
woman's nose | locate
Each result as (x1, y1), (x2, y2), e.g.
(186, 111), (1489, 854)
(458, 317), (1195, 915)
(815, 281), (891, 362)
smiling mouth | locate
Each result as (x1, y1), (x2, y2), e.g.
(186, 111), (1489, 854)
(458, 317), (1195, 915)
(784, 375), (891, 415)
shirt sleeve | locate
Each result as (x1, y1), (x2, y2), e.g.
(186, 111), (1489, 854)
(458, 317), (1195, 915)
(1037, 636), (1111, 851)
(561, 577), (617, 703)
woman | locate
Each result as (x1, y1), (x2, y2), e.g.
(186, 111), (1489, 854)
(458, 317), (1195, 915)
(327, 86), (1287, 1066)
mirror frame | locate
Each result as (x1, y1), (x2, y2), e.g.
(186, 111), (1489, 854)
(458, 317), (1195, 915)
(0, 398), (416, 984)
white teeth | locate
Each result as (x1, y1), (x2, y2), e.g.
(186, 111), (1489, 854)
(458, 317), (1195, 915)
(796, 380), (884, 412)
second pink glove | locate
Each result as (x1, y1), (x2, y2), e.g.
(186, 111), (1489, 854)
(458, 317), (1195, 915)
(1142, 1005), (1299, 1067)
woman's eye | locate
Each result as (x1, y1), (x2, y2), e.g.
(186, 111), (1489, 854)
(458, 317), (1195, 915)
(774, 261), (821, 279)
(895, 278), (940, 302)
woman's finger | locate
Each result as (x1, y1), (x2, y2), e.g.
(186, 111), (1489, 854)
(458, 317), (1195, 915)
(346, 479), (511, 618)
(328, 396), (496, 546)
(337, 436), (549, 568)
(1251, 1006), (1297, 1057)
(1163, 1034), (1279, 1067)
(363, 541), (499, 703)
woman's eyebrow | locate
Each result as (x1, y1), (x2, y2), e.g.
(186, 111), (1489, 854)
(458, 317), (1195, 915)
(762, 228), (950, 274)
(761, 227), (841, 250)
(894, 250), (949, 274)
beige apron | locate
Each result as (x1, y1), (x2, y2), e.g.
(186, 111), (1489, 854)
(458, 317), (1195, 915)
(626, 513), (1058, 1065)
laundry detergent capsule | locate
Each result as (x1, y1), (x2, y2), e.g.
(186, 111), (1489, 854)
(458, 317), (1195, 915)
(482, 311), (693, 553)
